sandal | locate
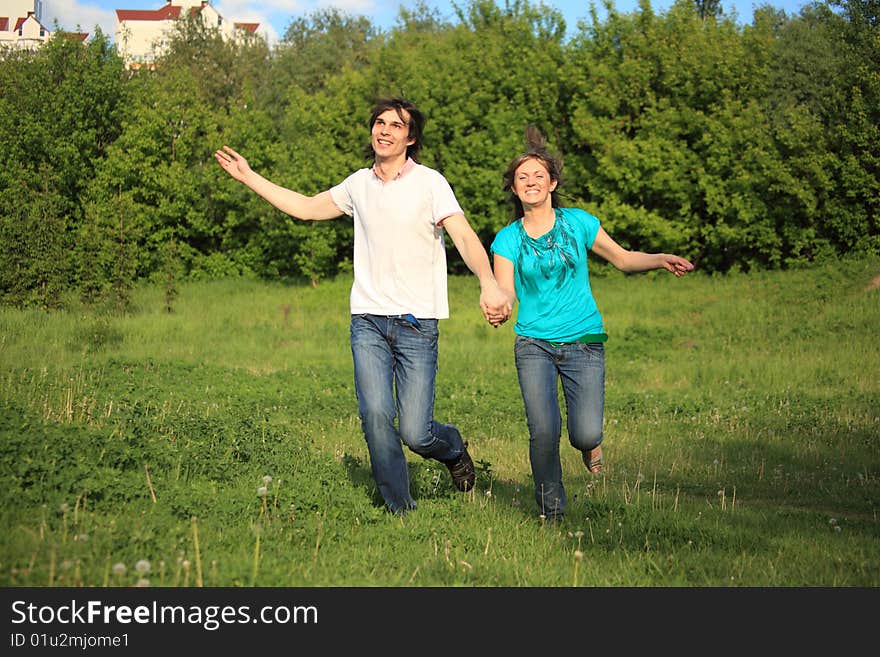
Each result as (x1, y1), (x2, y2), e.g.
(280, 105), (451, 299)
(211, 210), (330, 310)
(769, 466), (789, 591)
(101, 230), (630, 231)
(583, 445), (603, 474)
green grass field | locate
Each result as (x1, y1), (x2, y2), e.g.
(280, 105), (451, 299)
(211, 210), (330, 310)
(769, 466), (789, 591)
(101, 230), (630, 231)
(1, 257), (878, 586)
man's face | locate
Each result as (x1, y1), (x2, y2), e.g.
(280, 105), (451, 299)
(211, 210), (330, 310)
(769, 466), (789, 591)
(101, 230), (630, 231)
(371, 108), (415, 159)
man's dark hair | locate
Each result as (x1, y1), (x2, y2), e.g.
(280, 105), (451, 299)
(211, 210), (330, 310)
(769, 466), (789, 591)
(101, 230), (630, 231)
(502, 126), (563, 219)
(365, 97), (425, 162)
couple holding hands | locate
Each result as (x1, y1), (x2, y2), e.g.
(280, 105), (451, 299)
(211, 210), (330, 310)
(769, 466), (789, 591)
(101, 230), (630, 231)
(215, 98), (693, 522)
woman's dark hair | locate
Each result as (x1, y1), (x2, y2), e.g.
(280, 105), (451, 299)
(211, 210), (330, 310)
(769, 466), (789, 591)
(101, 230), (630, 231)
(502, 126), (563, 218)
(365, 97), (425, 162)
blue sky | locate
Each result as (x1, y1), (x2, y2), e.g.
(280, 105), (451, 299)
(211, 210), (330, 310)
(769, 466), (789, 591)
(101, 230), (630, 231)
(41, 0), (813, 44)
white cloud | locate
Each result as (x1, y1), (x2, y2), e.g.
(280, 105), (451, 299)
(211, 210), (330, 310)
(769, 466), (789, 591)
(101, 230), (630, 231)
(42, 0), (117, 38)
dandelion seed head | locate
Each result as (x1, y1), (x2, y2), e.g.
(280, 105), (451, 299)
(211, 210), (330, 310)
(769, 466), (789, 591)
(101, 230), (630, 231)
(574, 550), (583, 560)
(829, 518), (838, 525)
(834, 525), (842, 533)
(484, 490), (492, 498)
(112, 563), (126, 576)
(135, 559), (151, 574)
(58, 503), (69, 514)
(182, 559), (191, 569)
(262, 475), (272, 486)
(575, 531), (584, 538)
(135, 578), (150, 587)
(257, 486), (268, 497)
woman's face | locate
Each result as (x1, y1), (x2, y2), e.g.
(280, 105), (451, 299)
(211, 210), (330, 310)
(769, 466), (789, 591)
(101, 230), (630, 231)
(513, 157), (556, 208)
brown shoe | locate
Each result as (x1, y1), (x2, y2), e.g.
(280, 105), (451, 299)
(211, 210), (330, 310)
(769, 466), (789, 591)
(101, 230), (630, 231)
(583, 445), (603, 474)
(444, 441), (476, 492)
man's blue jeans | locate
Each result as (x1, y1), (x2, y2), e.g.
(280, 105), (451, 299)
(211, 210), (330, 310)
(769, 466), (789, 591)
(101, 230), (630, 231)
(514, 335), (605, 519)
(350, 314), (466, 514)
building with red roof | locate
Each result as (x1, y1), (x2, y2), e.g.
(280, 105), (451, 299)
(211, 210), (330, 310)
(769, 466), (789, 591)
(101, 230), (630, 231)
(116, 1), (260, 69)
(0, 0), (88, 51)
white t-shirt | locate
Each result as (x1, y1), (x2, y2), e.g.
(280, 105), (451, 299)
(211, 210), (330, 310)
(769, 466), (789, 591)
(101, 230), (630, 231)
(329, 159), (462, 319)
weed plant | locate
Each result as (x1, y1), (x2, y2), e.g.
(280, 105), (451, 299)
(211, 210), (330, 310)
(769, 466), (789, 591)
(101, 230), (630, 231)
(0, 257), (878, 586)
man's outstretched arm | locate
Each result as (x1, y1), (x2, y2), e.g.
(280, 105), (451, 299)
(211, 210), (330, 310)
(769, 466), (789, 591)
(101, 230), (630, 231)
(214, 146), (342, 221)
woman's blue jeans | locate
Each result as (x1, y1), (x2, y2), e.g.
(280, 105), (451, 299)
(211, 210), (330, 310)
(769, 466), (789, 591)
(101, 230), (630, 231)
(350, 314), (466, 514)
(514, 335), (605, 519)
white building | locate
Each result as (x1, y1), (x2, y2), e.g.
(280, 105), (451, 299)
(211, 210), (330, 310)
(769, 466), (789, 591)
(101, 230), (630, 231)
(116, 1), (259, 69)
(0, 0), (86, 50)
(0, 0), (44, 25)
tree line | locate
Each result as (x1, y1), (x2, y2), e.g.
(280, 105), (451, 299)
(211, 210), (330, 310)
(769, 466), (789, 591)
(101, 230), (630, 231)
(0, 0), (877, 309)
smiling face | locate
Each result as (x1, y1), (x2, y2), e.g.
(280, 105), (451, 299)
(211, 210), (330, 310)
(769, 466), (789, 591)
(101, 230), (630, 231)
(371, 108), (415, 161)
(512, 157), (557, 210)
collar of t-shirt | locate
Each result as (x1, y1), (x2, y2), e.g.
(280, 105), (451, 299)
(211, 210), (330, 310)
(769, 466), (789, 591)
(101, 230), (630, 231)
(371, 157), (416, 181)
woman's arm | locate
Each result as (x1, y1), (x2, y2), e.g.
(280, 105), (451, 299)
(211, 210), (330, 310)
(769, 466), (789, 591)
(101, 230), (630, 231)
(590, 227), (694, 277)
(490, 253), (517, 327)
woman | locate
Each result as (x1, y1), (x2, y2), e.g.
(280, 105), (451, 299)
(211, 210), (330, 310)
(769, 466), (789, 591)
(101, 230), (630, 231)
(490, 128), (694, 522)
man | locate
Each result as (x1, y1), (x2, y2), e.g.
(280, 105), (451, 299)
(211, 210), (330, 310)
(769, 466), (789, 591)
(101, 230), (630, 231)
(214, 98), (511, 514)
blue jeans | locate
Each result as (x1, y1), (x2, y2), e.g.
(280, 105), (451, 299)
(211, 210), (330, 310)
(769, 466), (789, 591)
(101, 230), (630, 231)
(350, 314), (467, 514)
(514, 335), (605, 519)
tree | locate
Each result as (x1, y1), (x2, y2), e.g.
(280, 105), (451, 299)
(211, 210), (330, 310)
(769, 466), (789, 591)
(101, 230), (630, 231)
(0, 30), (127, 306)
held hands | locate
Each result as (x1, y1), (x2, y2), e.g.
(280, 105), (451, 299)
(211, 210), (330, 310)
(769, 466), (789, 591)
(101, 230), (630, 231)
(480, 282), (512, 328)
(660, 254), (695, 277)
(214, 146), (252, 184)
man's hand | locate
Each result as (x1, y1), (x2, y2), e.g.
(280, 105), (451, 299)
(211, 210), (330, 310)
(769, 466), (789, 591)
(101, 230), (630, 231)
(214, 146), (252, 184)
(480, 282), (511, 328)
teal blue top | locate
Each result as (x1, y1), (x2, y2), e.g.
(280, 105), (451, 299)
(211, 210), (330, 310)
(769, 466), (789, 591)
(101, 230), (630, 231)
(491, 207), (606, 342)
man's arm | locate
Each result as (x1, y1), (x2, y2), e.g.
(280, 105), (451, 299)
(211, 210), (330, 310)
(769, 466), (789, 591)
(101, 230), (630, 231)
(442, 213), (512, 322)
(214, 146), (342, 221)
